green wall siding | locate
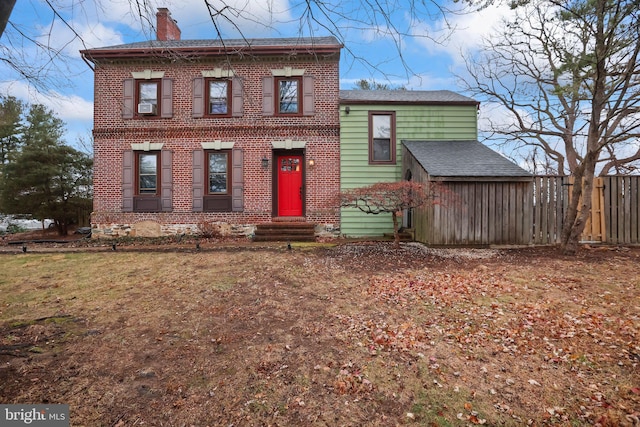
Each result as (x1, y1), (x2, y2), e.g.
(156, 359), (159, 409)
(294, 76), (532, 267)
(340, 103), (478, 237)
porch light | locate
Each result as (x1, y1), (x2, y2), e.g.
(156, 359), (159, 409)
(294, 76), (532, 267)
(308, 158), (316, 167)
(261, 157), (269, 169)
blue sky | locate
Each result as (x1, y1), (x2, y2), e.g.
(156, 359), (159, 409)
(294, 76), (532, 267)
(1, 0), (514, 150)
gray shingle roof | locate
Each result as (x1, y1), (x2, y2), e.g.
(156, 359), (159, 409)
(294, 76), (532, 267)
(89, 36), (341, 51)
(403, 140), (531, 178)
(340, 90), (477, 104)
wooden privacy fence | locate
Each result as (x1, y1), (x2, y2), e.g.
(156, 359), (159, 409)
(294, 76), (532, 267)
(602, 176), (640, 244)
(532, 175), (640, 245)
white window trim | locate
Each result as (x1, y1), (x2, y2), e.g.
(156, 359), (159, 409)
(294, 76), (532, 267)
(131, 141), (164, 151)
(271, 67), (305, 77)
(202, 69), (236, 78)
(131, 70), (166, 80)
(271, 139), (306, 150)
(201, 140), (235, 150)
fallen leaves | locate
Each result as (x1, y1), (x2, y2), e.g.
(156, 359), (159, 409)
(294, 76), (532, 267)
(335, 261), (640, 424)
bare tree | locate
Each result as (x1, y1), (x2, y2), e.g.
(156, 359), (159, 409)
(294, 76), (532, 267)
(1, 0), (482, 93)
(460, 0), (640, 254)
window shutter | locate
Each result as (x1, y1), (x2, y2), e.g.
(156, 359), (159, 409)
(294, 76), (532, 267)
(303, 75), (315, 116)
(192, 77), (204, 118)
(161, 78), (173, 118)
(232, 148), (244, 212)
(122, 150), (134, 211)
(161, 150), (173, 212)
(231, 77), (244, 117)
(262, 76), (274, 116)
(192, 150), (204, 212)
(123, 79), (135, 119)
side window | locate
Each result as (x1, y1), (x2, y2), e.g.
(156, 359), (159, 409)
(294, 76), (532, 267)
(206, 79), (231, 116)
(369, 112), (396, 164)
(276, 77), (301, 115)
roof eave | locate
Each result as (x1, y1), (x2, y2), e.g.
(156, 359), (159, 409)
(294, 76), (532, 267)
(340, 99), (479, 107)
(80, 44), (342, 63)
(429, 175), (533, 182)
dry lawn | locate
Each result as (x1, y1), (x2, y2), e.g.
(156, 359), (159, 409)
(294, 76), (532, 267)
(0, 241), (639, 426)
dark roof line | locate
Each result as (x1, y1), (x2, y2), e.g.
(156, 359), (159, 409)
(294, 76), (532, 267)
(340, 90), (478, 105)
(81, 36), (343, 61)
(403, 140), (532, 178)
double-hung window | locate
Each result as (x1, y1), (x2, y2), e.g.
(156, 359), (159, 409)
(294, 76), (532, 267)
(262, 72), (314, 116)
(133, 151), (163, 212)
(206, 79), (231, 116)
(138, 152), (159, 195)
(276, 77), (301, 115)
(203, 150), (232, 211)
(192, 146), (243, 213)
(138, 81), (159, 115)
(369, 111), (396, 164)
(123, 72), (173, 119)
(122, 147), (172, 213)
(207, 151), (229, 194)
(192, 74), (243, 118)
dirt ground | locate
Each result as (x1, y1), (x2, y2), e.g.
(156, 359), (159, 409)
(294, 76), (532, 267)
(0, 231), (639, 426)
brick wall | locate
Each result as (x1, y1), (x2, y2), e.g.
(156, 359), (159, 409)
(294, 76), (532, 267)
(91, 53), (341, 238)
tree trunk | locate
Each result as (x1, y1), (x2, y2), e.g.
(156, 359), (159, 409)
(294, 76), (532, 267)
(391, 211), (400, 249)
(55, 220), (68, 236)
(0, 0), (16, 38)
(561, 154), (598, 255)
(561, 0), (608, 256)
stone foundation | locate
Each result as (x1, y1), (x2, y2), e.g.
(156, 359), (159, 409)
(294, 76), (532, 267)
(91, 220), (339, 239)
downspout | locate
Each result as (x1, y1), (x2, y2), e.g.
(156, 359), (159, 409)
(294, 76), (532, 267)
(80, 52), (95, 72)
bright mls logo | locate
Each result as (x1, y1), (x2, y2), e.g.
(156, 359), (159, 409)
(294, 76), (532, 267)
(1, 405), (69, 426)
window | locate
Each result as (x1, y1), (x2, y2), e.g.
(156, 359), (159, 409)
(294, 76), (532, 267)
(193, 148), (243, 213)
(262, 75), (314, 116)
(137, 80), (159, 116)
(193, 77), (243, 118)
(276, 77), (301, 115)
(137, 152), (160, 195)
(123, 77), (173, 119)
(207, 79), (231, 116)
(122, 149), (172, 213)
(369, 112), (396, 164)
(129, 151), (165, 212)
(203, 150), (232, 212)
(207, 151), (229, 194)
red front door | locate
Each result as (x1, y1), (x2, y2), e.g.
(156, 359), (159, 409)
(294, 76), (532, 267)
(277, 155), (303, 216)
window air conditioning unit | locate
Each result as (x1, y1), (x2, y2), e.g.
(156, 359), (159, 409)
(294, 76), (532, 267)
(137, 103), (157, 115)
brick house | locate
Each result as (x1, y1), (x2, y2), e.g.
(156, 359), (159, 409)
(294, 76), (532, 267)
(81, 9), (342, 239)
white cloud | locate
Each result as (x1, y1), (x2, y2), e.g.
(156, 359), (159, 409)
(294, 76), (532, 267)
(36, 20), (124, 57)
(0, 81), (93, 143)
(405, 73), (457, 91)
(478, 101), (534, 135)
(411, 3), (516, 65)
(168, 0), (294, 38)
(4, 81), (93, 121)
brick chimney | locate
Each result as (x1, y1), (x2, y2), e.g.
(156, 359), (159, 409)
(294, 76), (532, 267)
(156, 8), (181, 41)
